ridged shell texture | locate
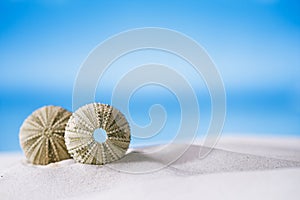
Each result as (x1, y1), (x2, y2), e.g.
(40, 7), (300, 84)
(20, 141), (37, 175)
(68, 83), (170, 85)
(19, 106), (72, 165)
(65, 103), (130, 165)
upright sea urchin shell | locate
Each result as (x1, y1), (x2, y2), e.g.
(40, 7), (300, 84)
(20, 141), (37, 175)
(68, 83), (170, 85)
(19, 106), (72, 165)
(65, 103), (131, 165)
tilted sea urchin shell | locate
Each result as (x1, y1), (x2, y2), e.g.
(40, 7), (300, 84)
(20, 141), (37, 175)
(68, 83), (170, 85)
(65, 103), (131, 165)
(19, 106), (72, 165)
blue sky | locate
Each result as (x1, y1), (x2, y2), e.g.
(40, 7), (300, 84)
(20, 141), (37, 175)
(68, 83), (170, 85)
(1, 0), (299, 90)
(0, 0), (299, 151)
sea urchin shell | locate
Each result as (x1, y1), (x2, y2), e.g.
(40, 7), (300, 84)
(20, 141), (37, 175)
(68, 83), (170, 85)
(65, 103), (131, 165)
(19, 106), (72, 165)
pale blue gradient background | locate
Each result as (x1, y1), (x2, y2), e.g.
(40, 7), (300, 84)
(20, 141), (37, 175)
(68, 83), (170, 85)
(0, 0), (299, 151)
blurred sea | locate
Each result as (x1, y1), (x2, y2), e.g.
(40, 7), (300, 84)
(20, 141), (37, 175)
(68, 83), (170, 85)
(1, 87), (299, 152)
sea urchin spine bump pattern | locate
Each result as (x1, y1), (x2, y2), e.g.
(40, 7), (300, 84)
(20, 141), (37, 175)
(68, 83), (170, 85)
(65, 103), (131, 165)
(19, 106), (72, 165)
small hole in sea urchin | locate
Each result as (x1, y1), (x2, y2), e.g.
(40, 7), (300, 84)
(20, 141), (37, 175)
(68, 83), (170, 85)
(93, 128), (107, 143)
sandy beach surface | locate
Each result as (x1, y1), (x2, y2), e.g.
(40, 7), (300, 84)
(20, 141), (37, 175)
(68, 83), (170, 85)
(1, 136), (300, 200)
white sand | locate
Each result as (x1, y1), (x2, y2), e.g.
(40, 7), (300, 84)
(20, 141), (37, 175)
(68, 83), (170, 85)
(1, 136), (300, 200)
(216, 135), (300, 162)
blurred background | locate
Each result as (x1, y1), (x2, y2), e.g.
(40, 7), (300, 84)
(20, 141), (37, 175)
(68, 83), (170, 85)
(0, 0), (299, 151)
